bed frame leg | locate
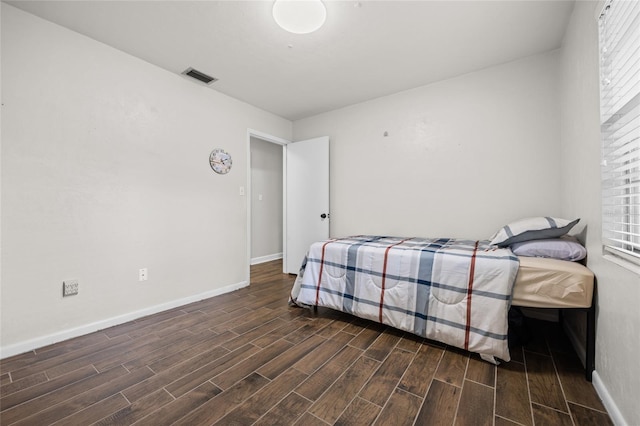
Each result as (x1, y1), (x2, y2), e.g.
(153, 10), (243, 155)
(585, 303), (595, 382)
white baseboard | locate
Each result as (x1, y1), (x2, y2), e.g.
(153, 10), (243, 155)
(565, 330), (628, 425)
(0, 280), (248, 360)
(592, 371), (628, 426)
(250, 252), (283, 265)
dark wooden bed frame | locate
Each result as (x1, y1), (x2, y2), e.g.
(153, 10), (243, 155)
(515, 281), (596, 382)
(560, 286), (596, 382)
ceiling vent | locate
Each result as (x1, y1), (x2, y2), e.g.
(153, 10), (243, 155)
(182, 67), (218, 85)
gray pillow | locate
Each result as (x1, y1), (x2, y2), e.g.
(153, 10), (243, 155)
(510, 235), (587, 261)
(490, 217), (580, 247)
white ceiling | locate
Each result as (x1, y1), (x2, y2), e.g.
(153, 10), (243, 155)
(6, 0), (575, 121)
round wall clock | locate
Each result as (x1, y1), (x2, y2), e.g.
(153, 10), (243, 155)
(209, 149), (232, 174)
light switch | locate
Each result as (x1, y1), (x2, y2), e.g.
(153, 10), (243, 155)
(258, 194), (263, 201)
(239, 186), (245, 196)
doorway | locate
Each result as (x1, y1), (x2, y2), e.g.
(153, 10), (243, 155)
(246, 130), (330, 281)
(249, 136), (284, 266)
(246, 130), (289, 282)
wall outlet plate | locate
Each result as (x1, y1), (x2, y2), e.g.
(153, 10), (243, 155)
(63, 280), (79, 297)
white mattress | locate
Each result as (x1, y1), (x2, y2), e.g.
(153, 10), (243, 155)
(512, 256), (594, 308)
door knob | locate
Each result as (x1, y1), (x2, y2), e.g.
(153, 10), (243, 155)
(320, 213), (328, 219)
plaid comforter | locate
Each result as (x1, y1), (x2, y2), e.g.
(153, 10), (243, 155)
(290, 236), (519, 362)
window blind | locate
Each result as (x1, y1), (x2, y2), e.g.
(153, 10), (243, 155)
(600, 0), (640, 263)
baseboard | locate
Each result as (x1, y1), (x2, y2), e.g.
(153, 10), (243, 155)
(250, 252), (283, 265)
(562, 319), (629, 425)
(592, 371), (628, 426)
(563, 319), (587, 368)
(0, 280), (249, 360)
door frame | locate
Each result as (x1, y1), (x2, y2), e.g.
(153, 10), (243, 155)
(246, 129), (290, 281)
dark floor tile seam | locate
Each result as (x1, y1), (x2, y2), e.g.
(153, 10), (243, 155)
(430, 377), (461, 390)
(464, 376), (496, 390)
(361, 332), (405, 364)
(346, 342), (368, 352)
(292, 390), (314, 404)
(495, 414), (529, 426)
(7, 350), (36, 360)
(395, 379), (432, 400)
(459, 351), (472, 388)
(567, 400), (609, 415)
(254, 371), (272, 385)
(531, 401), (575, 417)
(147, 338), (245, 376)
(230, 318), (282, 337)
(362, 390), (390, 410)
(293, 344), (357, 379)
(305, 412), (332, 426)
(300, 354), (374, 414)
(327, 375), (379, 426)
(391, 345), (439, 400)
(368, 382), (423, 426)
(341, 325), (368, 337)
(149, 382), (221, 426)
(546, 340), (573, 415)
(395, 383), (431, 402)
(450, 378), (466, 426)
(520, 348), (537, 426)
(120, 390), (132, 405)
(326, 327), (358, 345)
(393, 346), (421, 356)
(23, 335), (118, 370)
(250, 384), (309, 426)
(361, 353), (389, 364)
(419, 347), (447, 395)
(338, 327), (360, 336)
(208, 370), (251, 394)
(105, 333), (125, 340)
(184, 329), (201, 337)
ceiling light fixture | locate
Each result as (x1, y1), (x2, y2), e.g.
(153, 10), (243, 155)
(272, 0), (326, 34)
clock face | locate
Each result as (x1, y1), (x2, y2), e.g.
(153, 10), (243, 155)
(209, 149), (232, 174)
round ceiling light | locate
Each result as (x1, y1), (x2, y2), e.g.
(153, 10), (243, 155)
(272, 0), (327, 34)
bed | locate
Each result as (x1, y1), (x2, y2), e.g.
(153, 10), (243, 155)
(290, 236), (518, 364)
(512, 256), (594, 308)
(290, 228), (596, 379)
(512, 256), (595, 380)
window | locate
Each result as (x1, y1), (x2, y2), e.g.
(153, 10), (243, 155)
(600, 0), (640, 264)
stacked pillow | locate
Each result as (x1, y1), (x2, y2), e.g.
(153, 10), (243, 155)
(490, 217), (586, 262)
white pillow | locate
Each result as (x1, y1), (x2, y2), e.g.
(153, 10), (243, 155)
(510, 236), (587, 261)
(490, 217), (580, 247)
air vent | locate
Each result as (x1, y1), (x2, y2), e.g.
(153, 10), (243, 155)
(182, 67), (218, 85)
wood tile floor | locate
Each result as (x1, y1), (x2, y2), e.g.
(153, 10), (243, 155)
(1, 260), (611, 425)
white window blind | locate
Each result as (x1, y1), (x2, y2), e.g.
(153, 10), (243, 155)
(600, 0), (640, 264)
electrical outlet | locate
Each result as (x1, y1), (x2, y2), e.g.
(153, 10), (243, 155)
(139, 268), (148, 281)
(63, 280), (79, 297)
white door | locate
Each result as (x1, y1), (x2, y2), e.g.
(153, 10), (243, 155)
(285, 136), (330, 274)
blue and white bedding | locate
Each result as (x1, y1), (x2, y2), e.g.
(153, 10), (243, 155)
(290, 236), (520, 362)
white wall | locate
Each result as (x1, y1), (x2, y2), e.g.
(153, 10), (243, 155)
(250, 137), (283, 263)
(559, 2), (639, 425)
(0, 4), (292, 355)
(294, 52), (563, 240)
